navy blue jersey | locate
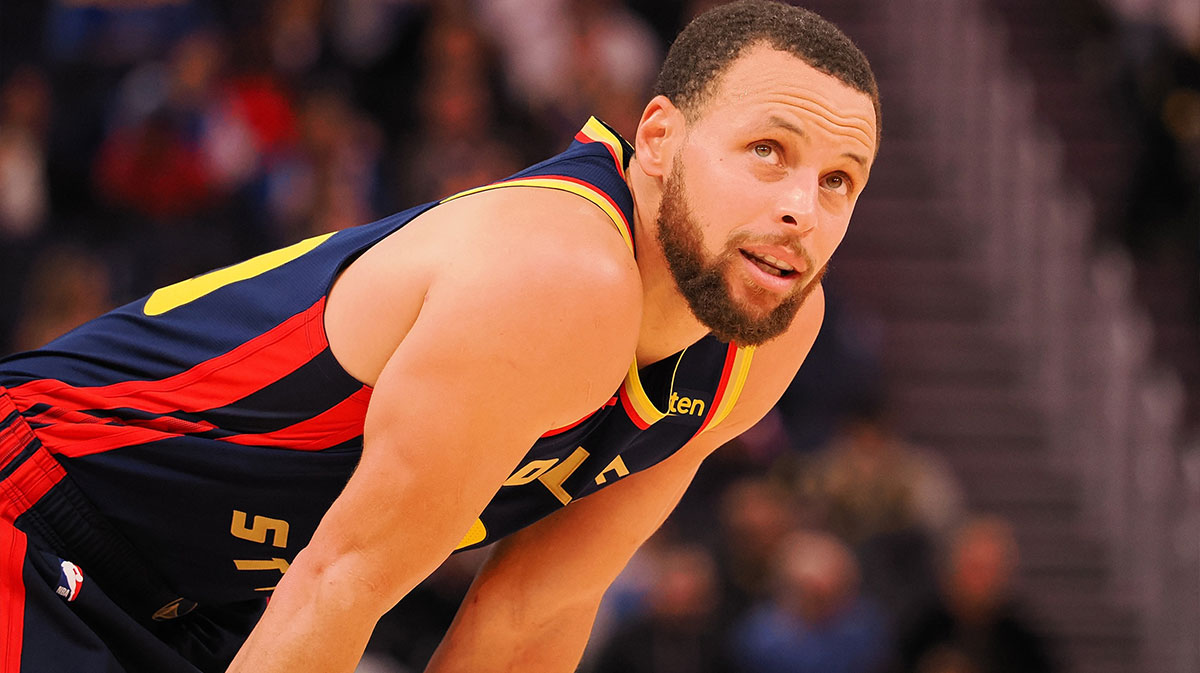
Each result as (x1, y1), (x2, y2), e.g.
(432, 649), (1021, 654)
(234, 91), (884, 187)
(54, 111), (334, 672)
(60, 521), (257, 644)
(0, 118), (755, 609)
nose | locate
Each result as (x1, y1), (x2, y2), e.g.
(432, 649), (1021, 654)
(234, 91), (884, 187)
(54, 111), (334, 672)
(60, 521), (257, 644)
(777, 168), (818, 234)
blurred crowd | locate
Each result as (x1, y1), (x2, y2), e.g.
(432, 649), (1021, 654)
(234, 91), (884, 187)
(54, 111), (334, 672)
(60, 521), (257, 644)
(1, 1), (1196, 672)
(0, 0), (678, 354)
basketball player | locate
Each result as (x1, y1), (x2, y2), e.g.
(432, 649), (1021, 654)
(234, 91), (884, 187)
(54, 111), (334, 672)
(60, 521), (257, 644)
(0, 2), (880, 671)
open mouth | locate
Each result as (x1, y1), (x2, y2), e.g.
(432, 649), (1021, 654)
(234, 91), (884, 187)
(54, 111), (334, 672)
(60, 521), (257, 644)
(740, 249), (797, 278)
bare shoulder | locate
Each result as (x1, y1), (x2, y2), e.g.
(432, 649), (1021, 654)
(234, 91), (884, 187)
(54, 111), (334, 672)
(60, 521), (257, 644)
(419, 186), (641, 298)
(326, 186), (642, 388)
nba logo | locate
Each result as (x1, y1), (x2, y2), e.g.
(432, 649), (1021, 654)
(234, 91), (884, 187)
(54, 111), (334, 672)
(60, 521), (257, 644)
(55, 560), (84, 602)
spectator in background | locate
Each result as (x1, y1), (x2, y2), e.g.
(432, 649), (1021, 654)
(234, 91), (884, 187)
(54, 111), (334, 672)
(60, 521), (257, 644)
(789, 396), (965, 623)
(0, 66), (50, 240)
(12, 245), (113, 352)
(899, 517), (1056, 673)
(563, 0), (663, 138)
(1116, 17), (1200, 260)
(474, 0), (660, 140)
(396, 8), (522, 205)
(590, 543), (730, 673)
(93, 108), (212, 223)
(45, 0), (207, 68)
(714, 477), (803, 622)
(43, 0), (211, 224)
(729, 530), (889, 673)
(92, 29), (228, 231)
(0, 66), (52, 353)
(263, 0), (326, 78)
(265, 84), (385, 241)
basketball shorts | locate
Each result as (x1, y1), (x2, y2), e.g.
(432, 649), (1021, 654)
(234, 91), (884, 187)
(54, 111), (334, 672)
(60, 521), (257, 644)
(0, 387), (258, 673)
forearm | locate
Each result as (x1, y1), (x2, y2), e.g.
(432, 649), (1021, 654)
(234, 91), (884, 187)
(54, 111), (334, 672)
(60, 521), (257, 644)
(424, 584), (602, 673)
(224, 551), (386, 672)
(226, 540), (447, 673)
(420, 444), (707, 673)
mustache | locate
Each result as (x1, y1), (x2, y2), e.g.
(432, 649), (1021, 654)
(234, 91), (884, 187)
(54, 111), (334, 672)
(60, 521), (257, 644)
(724, 232), (815, 273)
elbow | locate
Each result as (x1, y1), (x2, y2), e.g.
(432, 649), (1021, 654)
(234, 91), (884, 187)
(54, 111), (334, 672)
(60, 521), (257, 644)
(284, 545), (417, 620)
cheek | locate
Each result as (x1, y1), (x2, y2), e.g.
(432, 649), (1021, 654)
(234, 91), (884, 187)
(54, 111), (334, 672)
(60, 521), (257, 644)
(688, 146), (761, 203)
(814, 216), (852, 260)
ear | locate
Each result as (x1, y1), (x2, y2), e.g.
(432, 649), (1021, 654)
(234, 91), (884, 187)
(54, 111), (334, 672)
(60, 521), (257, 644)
(633, 95), (684, 179)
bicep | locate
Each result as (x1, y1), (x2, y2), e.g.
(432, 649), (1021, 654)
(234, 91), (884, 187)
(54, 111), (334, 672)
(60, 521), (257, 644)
(300, 225), (639, 604)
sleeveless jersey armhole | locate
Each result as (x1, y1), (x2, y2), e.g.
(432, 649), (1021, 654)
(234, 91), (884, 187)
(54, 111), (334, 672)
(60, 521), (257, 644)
(439, 177), (635, 254)
(695, 345), (756, 435)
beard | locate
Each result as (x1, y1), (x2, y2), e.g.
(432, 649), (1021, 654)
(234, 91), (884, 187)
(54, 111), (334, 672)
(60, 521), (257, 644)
(655, 160), (827, 346)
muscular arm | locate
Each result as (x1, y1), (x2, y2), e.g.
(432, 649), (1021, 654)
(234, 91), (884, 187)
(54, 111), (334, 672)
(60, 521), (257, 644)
(226, 190), (641, 673)
(425, 288), (826, 673)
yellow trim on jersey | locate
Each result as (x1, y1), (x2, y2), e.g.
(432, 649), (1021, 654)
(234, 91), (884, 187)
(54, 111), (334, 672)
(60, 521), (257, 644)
(455, 518), (487, 550)
(578, 117), (627, 176)
(705, 346), (756, 431)
(441, 177), (634, 254)
(144, 233), (335, 316)
(623, 361), (668, 425)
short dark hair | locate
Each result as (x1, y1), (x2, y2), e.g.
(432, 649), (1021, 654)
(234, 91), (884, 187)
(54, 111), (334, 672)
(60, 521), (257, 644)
(654, 1), (880, 142)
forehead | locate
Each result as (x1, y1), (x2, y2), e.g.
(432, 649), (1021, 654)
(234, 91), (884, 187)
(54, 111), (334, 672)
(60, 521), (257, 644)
(698, 44), (877, 157)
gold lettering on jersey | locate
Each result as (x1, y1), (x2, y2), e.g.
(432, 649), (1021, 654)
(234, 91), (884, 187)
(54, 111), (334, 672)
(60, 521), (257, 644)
(230, 509), (294, 592)
(538, 447), (590, 505)
(233, 557), (291, 589)
(594, 456), (630, 485)
(234, 558), (291, 573)
(668, 393), (705, 417)
(144, 233), (334, 315)
(230, 510), (290, 548)
(455, 518), (487, 550)
(502, 459), (559, 486)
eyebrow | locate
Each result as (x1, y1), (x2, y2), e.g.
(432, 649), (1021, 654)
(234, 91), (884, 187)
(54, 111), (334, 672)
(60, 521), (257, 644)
(764, 115), (869, 169)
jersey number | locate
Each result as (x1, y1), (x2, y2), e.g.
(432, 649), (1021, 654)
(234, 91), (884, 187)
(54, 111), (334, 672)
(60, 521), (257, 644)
(230, 509), (293, 592)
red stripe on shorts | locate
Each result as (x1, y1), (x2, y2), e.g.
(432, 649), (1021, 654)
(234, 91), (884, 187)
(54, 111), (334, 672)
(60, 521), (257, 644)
(1, 449), (67, 524)
(0, 446), (66, 673)
(0, 519), (27, 673)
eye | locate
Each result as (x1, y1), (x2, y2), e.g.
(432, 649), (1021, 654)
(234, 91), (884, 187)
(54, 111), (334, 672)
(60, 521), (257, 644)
(752, 142), (775, 159)
(821, 172), (852, 195)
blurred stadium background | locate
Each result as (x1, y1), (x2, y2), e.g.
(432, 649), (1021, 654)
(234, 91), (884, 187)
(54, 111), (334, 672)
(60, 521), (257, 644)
(1, 1), (1197, 672)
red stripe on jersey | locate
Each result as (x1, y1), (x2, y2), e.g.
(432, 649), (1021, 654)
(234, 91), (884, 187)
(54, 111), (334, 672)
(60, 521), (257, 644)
(695, 343), (738, 434)
(26, 405), (217, 436)
(7, 299), (327, 417)
(219, 385), (371, 451)
(541, 396), (618, 438)
(33, 422), (194, 459)
(0, 520), (26, 673)
(20, 405), (189, 459)
(534, 173), (633, 246)
(574, 130), (623, 177)
(618, 386), (652, 431)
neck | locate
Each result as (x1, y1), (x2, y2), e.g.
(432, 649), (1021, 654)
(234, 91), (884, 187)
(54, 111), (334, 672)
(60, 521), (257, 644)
(625, 157), (710, 366)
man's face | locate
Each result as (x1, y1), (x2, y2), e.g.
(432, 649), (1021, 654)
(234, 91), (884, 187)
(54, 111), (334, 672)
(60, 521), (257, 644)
(655, 45), (877, 345)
